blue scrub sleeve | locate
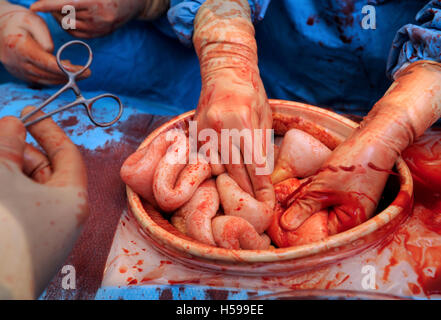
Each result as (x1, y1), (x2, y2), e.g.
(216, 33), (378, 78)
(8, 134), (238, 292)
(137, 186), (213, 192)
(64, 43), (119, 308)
(167, 0), (271, 46)
(387, 0), (441, 78)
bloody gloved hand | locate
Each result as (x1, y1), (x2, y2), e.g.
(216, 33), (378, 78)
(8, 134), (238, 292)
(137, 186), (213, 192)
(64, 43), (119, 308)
(281, 61), (441, 234)
(0, 1), (89, 85)
(193, 0), (275, 209)
(0, 107), (88, 299)
(31, 0), (170, 39)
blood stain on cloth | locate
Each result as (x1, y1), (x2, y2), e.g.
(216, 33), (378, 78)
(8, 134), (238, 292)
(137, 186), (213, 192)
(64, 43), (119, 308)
(307, 15), (317, 26)
(205, 289), (229, 300)
(59, 116), (79, 128)
(41, 113), (173, 299)
(159, 288), (173, 300)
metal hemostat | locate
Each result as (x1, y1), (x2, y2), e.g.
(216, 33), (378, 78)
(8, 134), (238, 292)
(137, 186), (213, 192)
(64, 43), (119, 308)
(20, 40), (123, 128)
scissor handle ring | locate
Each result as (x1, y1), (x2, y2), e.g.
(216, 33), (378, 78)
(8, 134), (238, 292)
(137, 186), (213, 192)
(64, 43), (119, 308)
(86, 94), (124, 127)
(56, 40), (93, 78)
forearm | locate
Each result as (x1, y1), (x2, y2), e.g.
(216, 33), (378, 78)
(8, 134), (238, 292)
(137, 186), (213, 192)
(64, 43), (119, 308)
(19, 187), (87, 297)
(193, 0), (258, 79)
(0, 204), (34, 299)
(361, 61), (441, 158)
(0, 0), (24, 14)
(0, 169), (87, 298)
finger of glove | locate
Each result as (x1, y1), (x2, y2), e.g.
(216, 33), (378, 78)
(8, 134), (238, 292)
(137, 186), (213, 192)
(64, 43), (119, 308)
(0, 117), (26, 170)
(23, 143), (52, 183)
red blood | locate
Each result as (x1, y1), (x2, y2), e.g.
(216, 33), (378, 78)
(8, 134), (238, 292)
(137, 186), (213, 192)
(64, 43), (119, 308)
(414, 191), (441, 234)
(119, 266), (127, 274)
(168, 279), (200, 285)
(283, 178), (313, 208)
(402, 129), (441, 192)
(317, 165), (339, 173)
(59, 116), (79, 128)
(306, 16), (316, 26)
(159, 288), (173, 300)
(421, 267), (441, 295)
(159, 260), (171, 267)
(268, 179), (329, 247)
(339, 165), (355, 172)
(383, 257), (398, 282)
(408, 283), (421, 295)
(367, 162), (399, 176)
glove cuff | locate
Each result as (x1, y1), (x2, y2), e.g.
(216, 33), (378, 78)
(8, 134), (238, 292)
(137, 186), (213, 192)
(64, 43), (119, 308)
(193, 0), (258, 80)
(365, 60), (441, 152)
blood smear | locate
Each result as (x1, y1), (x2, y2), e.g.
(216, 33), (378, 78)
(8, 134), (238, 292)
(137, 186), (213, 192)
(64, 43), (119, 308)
(402, 128), (441, 192)
(403, 129), (441, 233)
(401, 128), (441, 295)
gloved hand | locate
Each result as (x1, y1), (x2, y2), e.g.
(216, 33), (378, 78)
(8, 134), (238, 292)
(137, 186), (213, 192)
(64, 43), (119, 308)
(193, 0), (275, 209)
(281, 61), (441, 234)
(0, 107), (88, 299)
(31, 0), (170, 39)
(0, 1), (90, 85)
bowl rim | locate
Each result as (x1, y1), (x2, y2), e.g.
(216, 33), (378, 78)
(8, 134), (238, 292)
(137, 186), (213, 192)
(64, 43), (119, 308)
(126, 99), (413, 263)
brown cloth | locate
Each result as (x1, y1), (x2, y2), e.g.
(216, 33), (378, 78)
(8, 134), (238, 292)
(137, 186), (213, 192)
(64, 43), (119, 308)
(41, 114), (171, 300)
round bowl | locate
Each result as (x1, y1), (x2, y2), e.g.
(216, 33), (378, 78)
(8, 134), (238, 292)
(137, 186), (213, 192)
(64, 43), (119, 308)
(126, 99), (413, 275)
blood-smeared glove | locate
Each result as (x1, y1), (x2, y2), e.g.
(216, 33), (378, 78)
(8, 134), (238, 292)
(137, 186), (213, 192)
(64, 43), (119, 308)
(0, 1), (89, 85)
(31, 0), (169, 38)
(193, 0), (274, 209)
(281, 61), (441, 234)
(0, 107), (88, 299)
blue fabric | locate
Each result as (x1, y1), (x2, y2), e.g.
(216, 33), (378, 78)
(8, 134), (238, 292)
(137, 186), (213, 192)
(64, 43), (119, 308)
(93, 285), (272, 300)
(167, 0), (271, 46)
(1, 0), (439, 118)
(387, 0), (441, 76)
(5, 0), (201, 113)
(252, 0), (426, 115)
(0, 83), (181, 150)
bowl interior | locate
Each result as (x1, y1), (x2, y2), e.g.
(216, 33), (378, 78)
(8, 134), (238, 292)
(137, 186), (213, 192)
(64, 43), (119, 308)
(126, 100), (413, 272)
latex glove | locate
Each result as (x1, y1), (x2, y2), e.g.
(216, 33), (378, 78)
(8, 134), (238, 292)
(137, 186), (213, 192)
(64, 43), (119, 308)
(281, 61), (441, 234)
(0, 107), (88, 299)
(0, 1), (90, 85)
(31, 0), (169, 39)
(193, 0), (275, 209)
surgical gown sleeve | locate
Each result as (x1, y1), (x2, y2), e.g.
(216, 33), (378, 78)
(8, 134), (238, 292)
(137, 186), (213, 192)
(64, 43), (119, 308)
(167, 0), (270, 46)
(388, 0), (441, 78)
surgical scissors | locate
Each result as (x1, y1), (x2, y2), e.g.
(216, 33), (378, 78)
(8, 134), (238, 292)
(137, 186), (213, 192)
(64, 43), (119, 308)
(20, 40), (123, 128)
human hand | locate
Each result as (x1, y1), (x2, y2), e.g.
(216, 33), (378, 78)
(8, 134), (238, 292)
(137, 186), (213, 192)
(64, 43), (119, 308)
(193, 0), (275, 209)
(0, 107), (88, 299)
(281, 60), (441, 234)
(0, 1), (90, 85)
(31, 0), (167, 38)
